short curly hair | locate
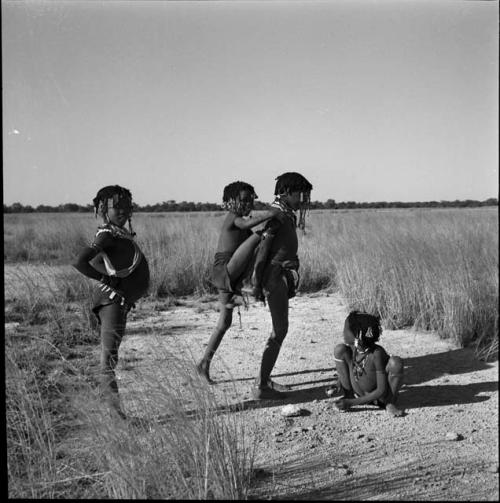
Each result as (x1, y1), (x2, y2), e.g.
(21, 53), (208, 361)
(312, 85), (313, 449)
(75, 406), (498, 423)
(222, 181), (257, 203)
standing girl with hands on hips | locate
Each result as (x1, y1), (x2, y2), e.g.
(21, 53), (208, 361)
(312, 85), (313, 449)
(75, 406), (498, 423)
(73, 185), (149, 419)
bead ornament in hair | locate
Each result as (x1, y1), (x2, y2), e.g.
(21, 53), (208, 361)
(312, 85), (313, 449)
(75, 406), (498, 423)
(273, 172), (313, 231)
(346, 311), (382, 350)
(222, 181), (258, 215)
(93, 185), (136, 236)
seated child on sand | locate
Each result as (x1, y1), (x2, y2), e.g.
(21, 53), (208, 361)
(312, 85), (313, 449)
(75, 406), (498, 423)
(332, 311), (405, 417)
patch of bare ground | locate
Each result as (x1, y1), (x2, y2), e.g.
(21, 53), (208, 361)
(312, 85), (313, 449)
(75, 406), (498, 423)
(116, 292), (497, 500)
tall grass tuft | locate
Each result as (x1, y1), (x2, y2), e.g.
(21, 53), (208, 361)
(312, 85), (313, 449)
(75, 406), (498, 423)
(6, 352), (60, 498)
(79, 350), (258, 499)
(300, 208), (498, 357)
(139, 214), (219, 297)
(7, 340), (258, 499)
(5, 318), (104, 498)
(5, 266), (258, 499)
(4, 262), (101, 497)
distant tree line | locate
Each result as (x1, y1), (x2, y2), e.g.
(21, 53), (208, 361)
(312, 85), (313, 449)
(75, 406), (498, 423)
(3, 198), (498, 213)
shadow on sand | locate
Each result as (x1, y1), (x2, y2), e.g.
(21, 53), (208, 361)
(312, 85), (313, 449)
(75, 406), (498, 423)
(252, 453), (490, 500)
(399, 381), (497, 409)
(402, 347), (492, 386)
(153, 348), (495, 422)
(215, 366), (337, 385)
(153, 384), (336, 422)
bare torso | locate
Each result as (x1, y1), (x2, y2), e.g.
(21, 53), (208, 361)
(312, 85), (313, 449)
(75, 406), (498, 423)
(267, 215), (298, 262)
(347, 344), (390, 396)
(216, 212), (252, 254)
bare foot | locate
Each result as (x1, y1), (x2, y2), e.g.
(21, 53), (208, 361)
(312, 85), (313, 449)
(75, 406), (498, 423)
(252, 385), (287, 400)
(325, 381), (344, 397)
(196, 362), (215, 384)
(267, 379), (292, 392)
(386, 403), (405, 417)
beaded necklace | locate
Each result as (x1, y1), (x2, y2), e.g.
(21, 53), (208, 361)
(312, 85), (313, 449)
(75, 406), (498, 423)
(96, 223), (135, 241)
(352, 340), (371, 381)
(94, 223), (142, 278)
(271, 196), (297, 226)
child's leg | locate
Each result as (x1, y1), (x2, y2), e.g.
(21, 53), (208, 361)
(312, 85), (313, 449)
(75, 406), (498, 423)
(226, 233), (261, 282)
(197, 291), (233, 384)
(254, 277), (289, 397)
(384, 355), (405, 417)
(386, 355), (404, 401)
(98, 302), (127, 418)
(333, 344), (355, 398)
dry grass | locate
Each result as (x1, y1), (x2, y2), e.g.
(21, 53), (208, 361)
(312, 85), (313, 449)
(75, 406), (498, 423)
(77, 351), (258, 499)
(4, 208), (498, 354)
(4, 207), (498, 497)
(299, 208), (498, 357)
(6, 344), (257, 499)
(5, 265), (257, 499)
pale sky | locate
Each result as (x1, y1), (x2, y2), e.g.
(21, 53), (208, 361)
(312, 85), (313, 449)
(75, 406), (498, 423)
(2, 0), (498, 206)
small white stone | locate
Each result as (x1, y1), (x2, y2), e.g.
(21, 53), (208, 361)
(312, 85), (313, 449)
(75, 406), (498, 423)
(281, 404), (305, 417)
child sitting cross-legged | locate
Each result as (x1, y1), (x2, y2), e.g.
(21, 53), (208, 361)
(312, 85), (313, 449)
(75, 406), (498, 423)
(332, 311), (405, 417)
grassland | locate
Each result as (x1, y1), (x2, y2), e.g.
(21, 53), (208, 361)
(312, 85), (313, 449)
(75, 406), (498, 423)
(4, 207), (498, 498)
(5, 207), (498, 354)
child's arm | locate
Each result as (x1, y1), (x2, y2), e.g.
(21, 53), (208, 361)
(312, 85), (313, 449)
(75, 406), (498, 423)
(73, 246), (104, 281)
(233, 207), (284, 230)
(72, 233), (118, 286)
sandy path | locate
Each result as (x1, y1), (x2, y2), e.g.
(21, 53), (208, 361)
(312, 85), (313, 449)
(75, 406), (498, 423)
(118, 292), (498, 500)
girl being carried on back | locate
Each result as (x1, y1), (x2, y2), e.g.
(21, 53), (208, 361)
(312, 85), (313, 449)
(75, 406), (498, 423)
(73, 185), (149, 419)
(196, 181), (284, 384)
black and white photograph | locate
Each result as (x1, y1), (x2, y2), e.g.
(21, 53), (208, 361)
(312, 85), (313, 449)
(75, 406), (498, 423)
(3, 0), (498, 499)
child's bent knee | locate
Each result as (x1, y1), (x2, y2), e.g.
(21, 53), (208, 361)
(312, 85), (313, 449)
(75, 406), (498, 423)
(334, 343), (349, 360)
(387, 356), (404, 376)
